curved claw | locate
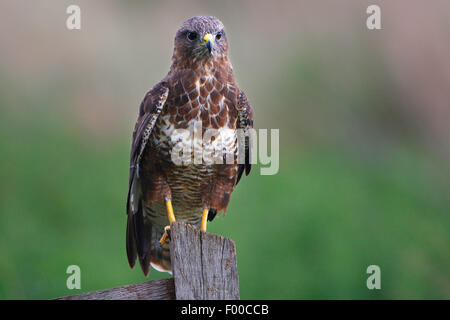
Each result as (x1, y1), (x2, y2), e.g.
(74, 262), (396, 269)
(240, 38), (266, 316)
(159, 226), (171, 245)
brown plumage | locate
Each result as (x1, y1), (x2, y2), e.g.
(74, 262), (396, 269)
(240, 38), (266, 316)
(126, 16), (254, 275)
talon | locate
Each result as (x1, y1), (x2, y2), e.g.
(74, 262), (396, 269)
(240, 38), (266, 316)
(159, 226), (171, 245)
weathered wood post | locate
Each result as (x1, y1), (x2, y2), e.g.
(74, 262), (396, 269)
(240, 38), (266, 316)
(55, 221), (239, 300)
(170, 221), (240, 300)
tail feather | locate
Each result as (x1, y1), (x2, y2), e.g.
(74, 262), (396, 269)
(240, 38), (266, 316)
(137, 210), (153, 276)
(127, 168), (156, 276)
(126, 214), (137, 269)
(127, 201), (154, 276)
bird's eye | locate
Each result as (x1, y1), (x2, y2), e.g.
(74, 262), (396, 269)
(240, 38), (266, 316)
(216, 33), (222, 40)
(187, 31), (198, 41)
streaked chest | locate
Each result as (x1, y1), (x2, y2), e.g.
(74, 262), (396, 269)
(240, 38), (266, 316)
(151, 64), (239, 159)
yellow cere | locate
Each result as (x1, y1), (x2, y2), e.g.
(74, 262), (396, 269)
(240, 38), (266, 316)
(203, 33), (214, 44)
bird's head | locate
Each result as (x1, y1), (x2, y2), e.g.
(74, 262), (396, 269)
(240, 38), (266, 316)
(172, 16), (228, 67)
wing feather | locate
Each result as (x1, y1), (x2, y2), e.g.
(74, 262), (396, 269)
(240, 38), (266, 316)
(126, 82), (169, 270)
(236, 90), (254, 185)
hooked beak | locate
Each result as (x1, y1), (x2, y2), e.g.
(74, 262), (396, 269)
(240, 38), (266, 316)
(203, 33), (214, 54)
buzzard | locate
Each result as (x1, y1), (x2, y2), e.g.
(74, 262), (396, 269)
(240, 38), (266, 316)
(126, 16), (254, 275)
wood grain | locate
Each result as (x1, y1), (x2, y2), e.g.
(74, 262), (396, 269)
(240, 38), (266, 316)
(54, 278), (175, 300)
(170, 221), (240, 300)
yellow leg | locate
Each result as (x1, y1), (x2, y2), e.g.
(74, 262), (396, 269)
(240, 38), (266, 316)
(201, 208), (208, 232)
(159, 200), (176, 245)
(166, 200), (176, 223)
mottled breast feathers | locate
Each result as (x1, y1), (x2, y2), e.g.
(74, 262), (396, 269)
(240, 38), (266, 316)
(165, 61), (239, 131)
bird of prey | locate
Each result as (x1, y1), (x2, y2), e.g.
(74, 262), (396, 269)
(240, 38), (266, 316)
(126, 16), (254, 275)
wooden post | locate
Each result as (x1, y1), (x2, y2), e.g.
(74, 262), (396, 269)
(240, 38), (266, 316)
(170, 221), (240, 300)
(54, 278), (175, 300)
(55, 221), (239, 300)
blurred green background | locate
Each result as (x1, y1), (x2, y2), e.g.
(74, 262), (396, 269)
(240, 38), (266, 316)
(0, 0), (449, 299)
